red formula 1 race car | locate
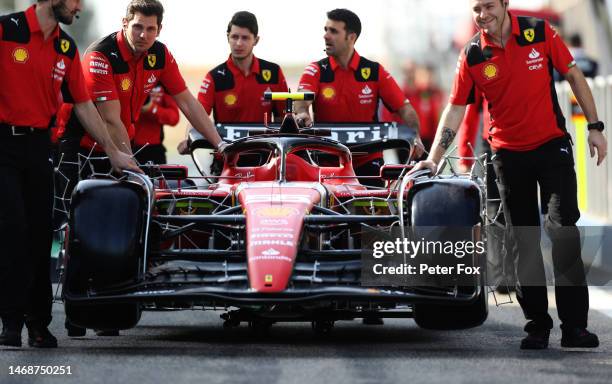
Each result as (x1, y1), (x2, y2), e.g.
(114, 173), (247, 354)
(60, 92), (487, 333)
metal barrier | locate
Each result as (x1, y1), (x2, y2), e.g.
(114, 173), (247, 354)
(555, 76), (612, 223)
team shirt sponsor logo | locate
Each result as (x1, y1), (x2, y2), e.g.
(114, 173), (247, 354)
(526, 48), (544, 71)
(361, 67), (371, 80)
(224, 93), (237, 106)
(523, 28), (535, 42)
(60, 39), (70, 54)
(261, 69), (272, 82)
(148, 74), (157, 84)
(89, 58), (109, 74)
(359, 85), (374, 104)
(120, 78), (132, 92)
(53, 59), (66, 81)
(90, 60), (109, 69)
(147, 54), (157, 67)
(322, 86), (336, 100)
(482, 63), (499, 80)
(304, 64), (318, 77)
(13, 47), (28, 63)
(199, 79), (211, 94)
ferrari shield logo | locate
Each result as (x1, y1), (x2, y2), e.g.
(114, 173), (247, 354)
(262, 69), (271, 82)
(523, 28), (535, 43)
(60, 39), (70, 53)
(361, 67), (371, 80)
(147, 54), (157, 68)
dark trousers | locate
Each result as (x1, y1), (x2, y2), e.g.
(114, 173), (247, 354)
(0, 128), (54, 327)
(483, 141), (517, 287)
(492, 136), (588, 331)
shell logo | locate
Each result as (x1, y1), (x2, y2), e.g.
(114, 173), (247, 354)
(13, 47), (29, 63)
(256, 207), (298, 218)
(322, 86), (335, 100)
(120, 78), (132, 92)
(482, 63), (499, 80)
(224, 93), (237, 106)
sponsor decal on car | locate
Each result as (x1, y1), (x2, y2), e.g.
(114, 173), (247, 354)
(255, 207), (299, 218)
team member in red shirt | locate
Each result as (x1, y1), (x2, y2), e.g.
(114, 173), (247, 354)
(382, 64), (445, 151)
(198, 11), (289, 123)
(133, 86), (180, 165)
(61, 0), (223, 166)
(295, 9), (423, 183)
(414, 0), (607, 349)
(0, 0), (138, 348)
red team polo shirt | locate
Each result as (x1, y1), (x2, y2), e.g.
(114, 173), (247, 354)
(0, 5), (89, 129)
(450, 13), (576, 151)
(133, 88), (179, 146)
(198, 55), (288, 123)
(81, 30), (187, 142)
(298, 51), (407, 122)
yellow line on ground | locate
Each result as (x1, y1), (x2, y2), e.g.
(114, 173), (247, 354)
(573, 115), (588, 211)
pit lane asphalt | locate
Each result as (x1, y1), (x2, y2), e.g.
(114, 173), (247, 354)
(1, 289), (611, 384)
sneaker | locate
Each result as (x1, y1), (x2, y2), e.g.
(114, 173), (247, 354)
(362, 317), (384, 325)
(0, 317), (23, 347)
(520, 329), (550, 350)
(27, 325), (58, 348)
(95, 329), (120, 336)
(561, 328), (599, 348)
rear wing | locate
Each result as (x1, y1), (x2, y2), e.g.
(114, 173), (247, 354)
(188, 122), (416, 150)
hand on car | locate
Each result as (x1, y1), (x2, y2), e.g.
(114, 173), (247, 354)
(409, 159), (438, 175)
(588, 130), (607, 166)
(216, 141), (229, 154)
(108, 150), (142, 173)
(177, 139), (190, 155)
(413, 136), (426, 159)
(296, 112), (312, 128)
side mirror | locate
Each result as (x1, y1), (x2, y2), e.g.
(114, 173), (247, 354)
(379, 164), (413, 180)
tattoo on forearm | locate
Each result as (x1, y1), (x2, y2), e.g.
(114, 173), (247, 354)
(439, 127), (456, 150)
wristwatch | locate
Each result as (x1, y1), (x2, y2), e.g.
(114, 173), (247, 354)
(587, 121), (605, 132)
